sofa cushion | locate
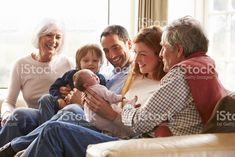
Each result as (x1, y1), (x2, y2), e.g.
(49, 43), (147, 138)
(0, 97), (27, 115)
(86, 133), (235, 157)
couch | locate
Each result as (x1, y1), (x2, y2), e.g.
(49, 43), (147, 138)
(0, 96), (26, 115)
(87, 93), (235, 157)
(86, 133), (235, 157)
(13, 133), (235, 157)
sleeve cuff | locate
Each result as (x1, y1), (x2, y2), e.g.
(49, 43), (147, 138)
(121, 104), (136, 126)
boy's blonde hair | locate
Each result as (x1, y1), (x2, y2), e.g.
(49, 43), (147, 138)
(75, 44), (104, 70)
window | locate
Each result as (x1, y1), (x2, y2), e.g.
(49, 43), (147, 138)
(206, 0), (235, 91)
(0, 0), (137, 93)
(0, 0), (108, 89)
(168, 0), (235, 91)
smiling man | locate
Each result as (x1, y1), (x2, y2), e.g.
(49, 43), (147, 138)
(100, 25), (133, 94)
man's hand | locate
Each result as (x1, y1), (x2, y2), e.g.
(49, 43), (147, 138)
(81, 92), (86, 107)
(59, 84), (71, 98)
(64, 88), (82, 105)
(84, 88), (118, 121)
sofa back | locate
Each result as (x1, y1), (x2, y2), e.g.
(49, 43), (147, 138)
(203, 92), (235, 133)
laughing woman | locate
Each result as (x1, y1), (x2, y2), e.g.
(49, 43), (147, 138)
(0, 19), (73, 147)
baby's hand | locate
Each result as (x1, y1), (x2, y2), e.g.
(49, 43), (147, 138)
(122, 96), (140, 108)
(57, 98), (67, 109)
(59, 84), (72, 98)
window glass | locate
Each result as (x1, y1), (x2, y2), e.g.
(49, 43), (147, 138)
(231, 15), (235, 60)
(208, 15), (229, 60)
(168, 0), (194, 22)
(212, 0), (228, 11)
(0, 0), (108, 88)
(233, 0), (235, 10)
(207, 0), (235, 91)
(219, 62), (235, 90)
(0, 0), (137, 92)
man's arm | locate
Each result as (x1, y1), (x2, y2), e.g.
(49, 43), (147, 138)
(122, 67), (191, 134)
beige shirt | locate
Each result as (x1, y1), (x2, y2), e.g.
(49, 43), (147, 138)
(105, 75), (161, 138)
(124, 76), (161, 105)
(1, 54), (74, 117)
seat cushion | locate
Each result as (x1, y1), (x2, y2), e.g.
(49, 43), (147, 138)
(203, 92), (235, 133)
(86, 133), (235, 157)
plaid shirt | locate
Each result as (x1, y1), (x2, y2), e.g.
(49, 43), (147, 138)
(122, 67), (204, 137)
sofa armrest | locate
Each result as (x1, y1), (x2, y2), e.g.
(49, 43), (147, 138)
(86, 133), (235, 157)
(0, 98), (26, 115)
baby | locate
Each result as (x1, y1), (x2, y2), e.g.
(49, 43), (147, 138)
(73, 69), (124, 131)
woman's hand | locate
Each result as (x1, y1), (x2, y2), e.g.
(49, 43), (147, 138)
(59, 84), (71, 98)
(1, 112), (11, 127)
(84, 88), (118, 121)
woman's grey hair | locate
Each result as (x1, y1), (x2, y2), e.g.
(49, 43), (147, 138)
(161, 16), (209, 57)
(32, 19), (65, 53)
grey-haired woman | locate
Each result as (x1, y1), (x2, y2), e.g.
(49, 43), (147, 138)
(0, 19), (73, 147)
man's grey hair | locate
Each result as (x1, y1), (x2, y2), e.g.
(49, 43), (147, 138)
(161, 16), (209, 57)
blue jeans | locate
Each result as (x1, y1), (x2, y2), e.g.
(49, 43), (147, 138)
(10, 104), (98, 152)
(0, 94), (56, 147)
(0, 108), (39, 147)
(21, 121), (118, 157)
(38, 94), (59, 124)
